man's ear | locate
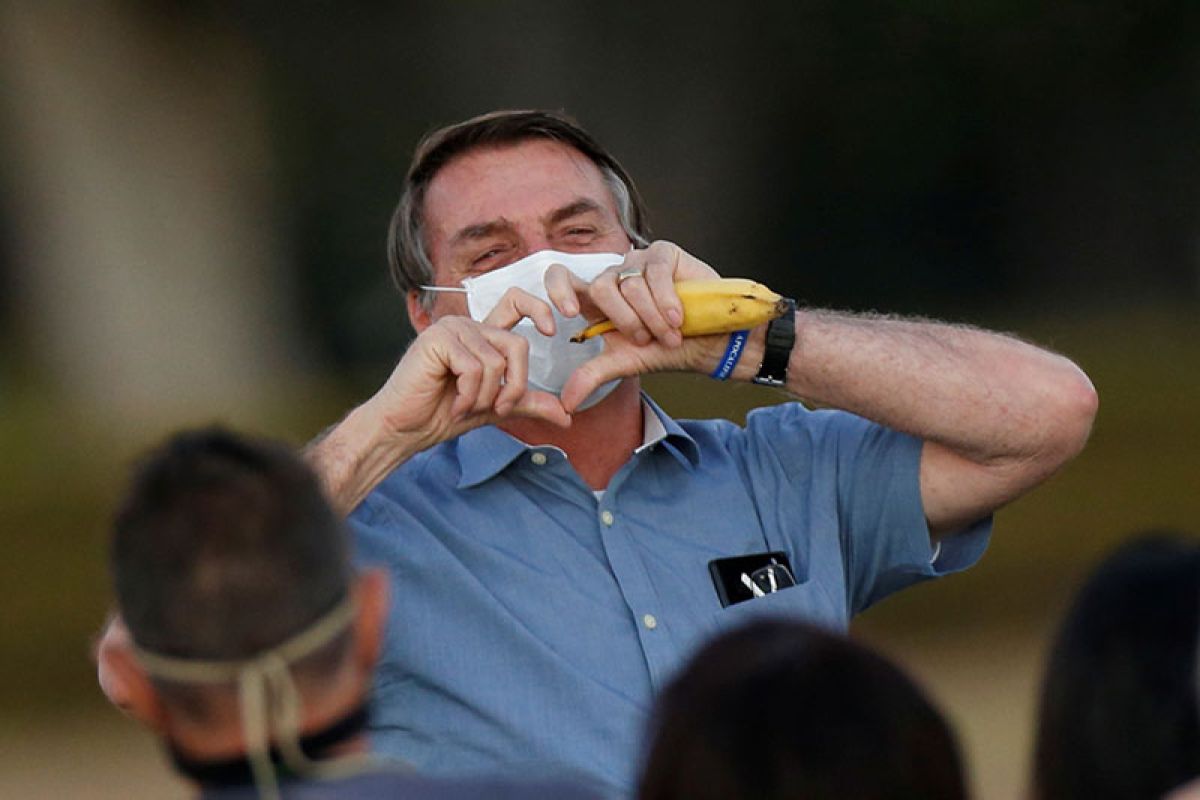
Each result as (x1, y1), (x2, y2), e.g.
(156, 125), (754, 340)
(99, 631), (171, 734)
(351, 568), (390, 674)
(406, 290), (434, 333)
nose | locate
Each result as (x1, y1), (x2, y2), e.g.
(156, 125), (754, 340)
(519, 231), (553, 257)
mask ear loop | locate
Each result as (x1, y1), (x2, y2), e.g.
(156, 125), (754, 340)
(237, 660), (279, 799)
(131, 596), (359, 799)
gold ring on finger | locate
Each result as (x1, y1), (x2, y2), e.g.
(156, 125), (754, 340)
(616, 268), (643, 284)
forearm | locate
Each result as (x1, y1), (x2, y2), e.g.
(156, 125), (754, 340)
(303, 399), (428, 516)
(806, 311), (1091, 463)
(734, 309), (1097, 468)
(715, 307), (1096, 532)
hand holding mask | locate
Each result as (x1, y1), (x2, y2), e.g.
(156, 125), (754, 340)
(422, 250), (625, 410)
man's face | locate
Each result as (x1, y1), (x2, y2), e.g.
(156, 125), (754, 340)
(419, 139), (633, 319)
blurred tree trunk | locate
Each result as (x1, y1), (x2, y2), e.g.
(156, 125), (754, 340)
(0, 1), (305, 434)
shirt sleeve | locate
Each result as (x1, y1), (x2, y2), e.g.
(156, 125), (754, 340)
(742, 403), (991, 615)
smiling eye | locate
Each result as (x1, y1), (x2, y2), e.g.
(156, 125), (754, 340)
(472, 246), (507, 265)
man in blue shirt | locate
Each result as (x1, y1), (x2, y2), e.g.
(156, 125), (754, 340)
(301, 109), (1097, 796)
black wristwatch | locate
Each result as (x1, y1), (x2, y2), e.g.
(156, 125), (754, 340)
(752, 298), (797, 387)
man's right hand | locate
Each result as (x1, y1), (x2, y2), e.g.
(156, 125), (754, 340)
(306, 297), (571, 515)
(372, 310), (571, 449)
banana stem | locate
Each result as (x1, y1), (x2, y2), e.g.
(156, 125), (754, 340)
(570, 320), (615, 343)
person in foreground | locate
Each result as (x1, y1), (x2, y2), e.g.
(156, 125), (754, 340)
(637, 617), (969, 800)
(99, 426), (598, 799)
(1032, 532), (1200, 800)
(296, 108), (1097, 794)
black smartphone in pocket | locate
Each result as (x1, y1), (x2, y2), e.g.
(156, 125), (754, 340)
(708, 551), (796, 608)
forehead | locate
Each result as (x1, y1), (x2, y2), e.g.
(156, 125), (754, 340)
(422, 139), (616, 242)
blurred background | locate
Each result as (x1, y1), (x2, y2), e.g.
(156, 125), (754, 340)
(0, 1), (1197, 797)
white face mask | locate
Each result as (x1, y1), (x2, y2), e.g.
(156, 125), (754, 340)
(421, 250), (625, 410)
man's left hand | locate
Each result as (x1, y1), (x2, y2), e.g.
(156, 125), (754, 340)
(549, 241), (735, 411)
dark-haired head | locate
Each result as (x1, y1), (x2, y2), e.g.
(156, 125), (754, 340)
(638, 618), (969, 800)
(110, 427), (352, 669)
(1033, 531), (1200, 800)
(387, 108), (651, 307)
(105, 426), (390, 788)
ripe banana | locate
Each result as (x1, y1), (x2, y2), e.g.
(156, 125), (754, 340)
(570, 278), (789, 342)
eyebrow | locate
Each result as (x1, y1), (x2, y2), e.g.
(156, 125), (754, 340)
(449, 218), (515, 247)
(544, 198), (605, 227)
(447, 197), (607, 248)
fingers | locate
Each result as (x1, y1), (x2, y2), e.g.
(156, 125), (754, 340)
(482, 287), (556, 336)
(544, 263), (590, 318)
(425, 317), (570, 426)
(590, 241), (714, 348)
(640, 241), (686, 330)
(590, 253), (659, 346)
(511, 390), (573, 428)
(480, 268), (592, 333)
(559, 363), (605, 414)
(437, 321), (513, 418)
(482, 325), (530, 418)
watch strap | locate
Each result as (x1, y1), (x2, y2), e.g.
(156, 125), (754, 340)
(752, 298), (796, 387)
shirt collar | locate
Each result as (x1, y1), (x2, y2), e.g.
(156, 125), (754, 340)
(454, 426), (531, 489)
(455, 393), (699, 489)
(634, 398), (668, 454)
(638, 393), (700, 469)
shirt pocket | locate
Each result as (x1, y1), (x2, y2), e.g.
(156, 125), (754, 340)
(714, 574), (844, 632)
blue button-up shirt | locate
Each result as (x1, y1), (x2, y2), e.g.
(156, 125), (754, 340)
(350, 396), (989, 797)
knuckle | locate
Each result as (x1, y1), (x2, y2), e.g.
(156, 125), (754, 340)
(587, 283), (611, 304)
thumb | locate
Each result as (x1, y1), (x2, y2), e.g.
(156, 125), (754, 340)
(560, 352), (630, 413)
(510, 388), (573, 428)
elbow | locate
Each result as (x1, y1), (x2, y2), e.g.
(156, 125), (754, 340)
(1044, 365), (1099, 467)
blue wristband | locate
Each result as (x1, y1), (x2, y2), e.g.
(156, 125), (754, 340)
(710, 330), (750, 380)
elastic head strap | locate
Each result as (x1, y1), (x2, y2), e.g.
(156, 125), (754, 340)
(131, 596), (356, 800)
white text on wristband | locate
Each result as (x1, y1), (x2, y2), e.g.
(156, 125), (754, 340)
(710, 330), (750, 380)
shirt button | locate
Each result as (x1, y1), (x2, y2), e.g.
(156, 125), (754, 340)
(600, 510), (614, 526)
(642, 614), (658, 630)
(530, 452), (548, 466)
